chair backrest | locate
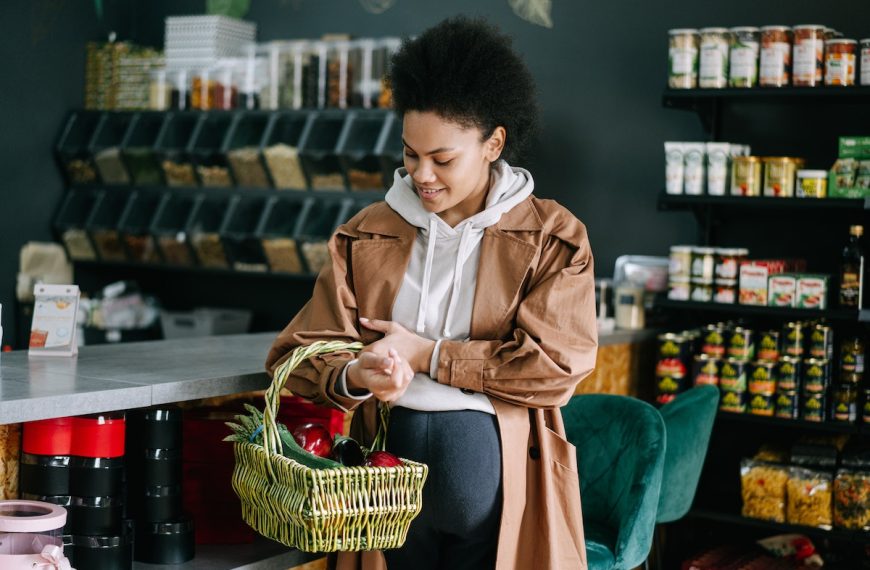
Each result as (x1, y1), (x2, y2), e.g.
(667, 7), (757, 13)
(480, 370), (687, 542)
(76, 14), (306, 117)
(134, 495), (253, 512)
(656, 384), (719, 523)
(562, 394), (666, 570)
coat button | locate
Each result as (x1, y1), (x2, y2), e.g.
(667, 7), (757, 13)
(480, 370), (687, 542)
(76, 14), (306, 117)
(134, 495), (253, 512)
(529, 446), (540, 460)
(460, 388), (474, 395)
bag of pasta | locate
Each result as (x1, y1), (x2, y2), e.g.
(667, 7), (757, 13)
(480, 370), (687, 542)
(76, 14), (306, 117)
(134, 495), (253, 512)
(740, 458), (788, 523)
(787, 467), (833, 528)
(834, 468), (870, 530)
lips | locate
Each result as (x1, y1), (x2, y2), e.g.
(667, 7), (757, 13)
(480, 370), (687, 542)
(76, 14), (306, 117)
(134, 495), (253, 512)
(416, 186), (444, 200)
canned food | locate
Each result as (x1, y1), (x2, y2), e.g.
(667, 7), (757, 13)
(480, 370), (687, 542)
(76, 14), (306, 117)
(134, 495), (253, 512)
(731, 156), (762, 196)
(669, 246), (693, 280)
(656, 357), (687, 379)
(802, 358), (831, 394)
(683, 329), (702, 355)
(720, 358), (747, 392)
(728, 327), (755, 361)
(808, 324), (833, 360)
(655, 373), (685, 405)
(796, 170), (828, 198)
(757, 330), (780, 362)
(749, 392), (776, 416)
(775, 356), (801, 391)
(690, 281), (714, 302)
(861, 39), (870, 86)
(863, 387), (870, 424)
(668, 278), (690, 301)
(802, 392), (826, 423)
(720, 389), (747, 413)
(793, 25), (826, 86)
(825, 39), (857, 86)
(669, 29), (700, 89)
(728, 27), (760, 88)
(775, 390), (800, 419)
(702, 324), (727, 357)
(782, 322), (804, 357)
(748, 361), (776, 394)
(832, 384), (858, 423)
(691, 247), (716, 283)
(714, 280), (738, 304)
(693, 354), (720, 386)
(658, 333), (690, 361)
(840, 336), (865, 375)
(759, 26), (792, 87)
(763, 157), (804, 197)
(699, 27), (731, 88)
(715, 248), (748, 281)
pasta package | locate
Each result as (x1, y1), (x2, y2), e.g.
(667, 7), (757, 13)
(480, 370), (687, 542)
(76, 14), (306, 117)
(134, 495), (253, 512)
(741, 458), (788, 523)
(787, 467), (833, 528)
(834, 469), (870, 530)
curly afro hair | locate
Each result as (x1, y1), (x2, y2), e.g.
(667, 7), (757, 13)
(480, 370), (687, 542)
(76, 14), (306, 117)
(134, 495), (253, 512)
(387, 16), (539, 163)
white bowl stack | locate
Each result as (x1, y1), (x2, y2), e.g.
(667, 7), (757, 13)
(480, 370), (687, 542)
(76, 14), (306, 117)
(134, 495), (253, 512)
(164, 15), (257, 70)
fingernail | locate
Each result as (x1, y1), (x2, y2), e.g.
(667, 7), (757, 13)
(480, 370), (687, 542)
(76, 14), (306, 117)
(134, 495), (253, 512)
(360, 317), (369, 322)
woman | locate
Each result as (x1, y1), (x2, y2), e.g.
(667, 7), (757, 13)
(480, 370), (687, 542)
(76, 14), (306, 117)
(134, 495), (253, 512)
(266, 16), (597, 570)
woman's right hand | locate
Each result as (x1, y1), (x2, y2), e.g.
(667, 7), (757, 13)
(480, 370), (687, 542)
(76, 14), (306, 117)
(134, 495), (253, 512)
(346, 348), (414, 402)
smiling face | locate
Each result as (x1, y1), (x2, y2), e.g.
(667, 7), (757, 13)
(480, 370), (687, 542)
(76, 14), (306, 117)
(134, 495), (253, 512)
(402, 111), (505, 227)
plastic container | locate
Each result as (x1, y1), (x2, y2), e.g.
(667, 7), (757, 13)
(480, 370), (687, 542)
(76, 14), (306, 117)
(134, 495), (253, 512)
(223, 112), (272, 188)
(86, 190), (133, 262)
(861, 39), (870, 86)
(237, 43), (263, 110)
(191, 66), (217, 110)
(70, 413), (126, 458)
(170, 68), (191, 110)
(337, 110), (390, 191)
(728, 27), (760, 88)
(298, 111), (349, 190)
(264, 40), (309, 110)
(213, 64), (238, 111)
(376, 38), (401, 108)
(149, 69), (171, 110)
(138, 484), (183, 522)
(140, 449), (182, 486)
(188, 196), (231, 268)
(121, 112), (166, 186)
(326, 40), (354, 109)
(668, 29), (699, 89)
(187, 112), (235, 187)
(221, 196), (270, 271)
(759, 26), (792, 87)
(0, 500), (68, 563)
(118, 191), (166, 263)
(55, 111), (103, 185)
(54, 189), (101, 261)
(127, 408), (183, 450)
(699, 28), (730, 88)
(150, 194), (199, 266)
(67, 495), (123, 535)
(297, 198), (350, 273)
(375, 112), (404, 184)
(262, 111), (311, 190)
(154, 112), (201, 187)
(258, 197), (310, 273)
(23, 418), (74, 456)
(19, 454), (70, 496)
(90, 113), (136, 185)
(304, 41), (329, 109)
(793, 25), (826, 86)
(69, 456), (124, 497)
(134, 517), (194, 564)
(825, 39), (858, 86)
(71, 520), (134, 570)
(159, 308), (252, 339)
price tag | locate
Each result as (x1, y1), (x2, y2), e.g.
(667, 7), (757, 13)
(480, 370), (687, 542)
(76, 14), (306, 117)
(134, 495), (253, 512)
(28, 284), (80, 357)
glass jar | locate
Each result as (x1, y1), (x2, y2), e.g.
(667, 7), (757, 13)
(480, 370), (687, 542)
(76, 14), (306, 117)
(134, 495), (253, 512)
(304, 41), (329, 108)
(861, 39), (870, 86)
(214, 64), (237, 110)
(729, 27), (760, 88)
(699, 28), (730, 88)
(351, 38), (378, 108)
(759, 26), (792, 87)
(793, 25), (826, 86)
(191, 67), (217, 110)
(149, 69), (171, 110)
(825, 39), (858, 86)
(170, 69), (190, 110)
(378, 37), (402, 108)
(326, 40), (354, 109)
(668, 29), (699, 89)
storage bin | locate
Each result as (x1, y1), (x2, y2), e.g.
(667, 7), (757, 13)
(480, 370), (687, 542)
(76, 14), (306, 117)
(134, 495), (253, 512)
(126, 408), (183, 450)
(23, 418), (74, 456)
(54, 188), (101, 261)
(68, 495), (124, 535)
(87, 191), (134, 262)
(90, 113), (136, 185)
(222, 196), (270, 271)
(150, 194), (199, 266)
(188, 196), (232, 268)
(262, 111), (311, 189)
(118, 191), (166, 263)
(338, 110), (390, 191)
(258, 196), (309, 273)
(187, 112), (235, 187)
(297, 198), (350, 273)
(298, 111), (348, 190)
(56, 111), (103, 185)
(134, 517), (194, 564)
(19, 454), (70, 496)
(69, 456), (124, 497)
(70, 413), (126, 459)
(71, 520), (134, 570)
(0, 500), (69, 565)
(155, 112), (201, 187)
(224, 112), (272, 188)
(122, 112), (166, 185)
(375, 112), (403, 185)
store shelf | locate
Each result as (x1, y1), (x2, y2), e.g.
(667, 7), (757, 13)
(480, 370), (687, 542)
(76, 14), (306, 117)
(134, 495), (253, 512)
(73, 259), (318, 280)
(655, 298), (868, 323)
(715, 411), (864, 435)
(657, 193), (867, 212)
(132, 538), (321, 570)
(687, 507), (869, 544)
(663, 86), (870, 110)
(69, 183), (387, 202)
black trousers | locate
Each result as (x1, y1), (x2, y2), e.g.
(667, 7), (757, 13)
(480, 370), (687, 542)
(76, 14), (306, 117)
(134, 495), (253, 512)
(383, 407), (503, 570)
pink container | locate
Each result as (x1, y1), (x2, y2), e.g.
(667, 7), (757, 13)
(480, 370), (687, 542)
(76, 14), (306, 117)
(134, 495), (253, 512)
(0, 500), (72, 568)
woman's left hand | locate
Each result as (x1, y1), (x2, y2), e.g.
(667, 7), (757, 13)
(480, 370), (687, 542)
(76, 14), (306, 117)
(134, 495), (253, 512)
(360, 318), (436, 375)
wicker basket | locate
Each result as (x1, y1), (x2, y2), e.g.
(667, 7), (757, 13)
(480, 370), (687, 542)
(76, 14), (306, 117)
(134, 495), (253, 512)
(230, 340), (428, 552)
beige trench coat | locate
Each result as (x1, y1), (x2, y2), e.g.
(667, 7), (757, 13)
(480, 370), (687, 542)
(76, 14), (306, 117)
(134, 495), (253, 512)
(266, 196), (598, 570)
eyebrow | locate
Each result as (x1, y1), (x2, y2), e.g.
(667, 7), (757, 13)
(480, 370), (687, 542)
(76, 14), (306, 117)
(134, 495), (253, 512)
(402, 138), (455, 155)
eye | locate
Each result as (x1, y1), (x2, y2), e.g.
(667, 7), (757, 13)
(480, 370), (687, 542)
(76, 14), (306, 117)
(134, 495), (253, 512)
(434, 159), (453, 167)
(403, 151), (418, 160)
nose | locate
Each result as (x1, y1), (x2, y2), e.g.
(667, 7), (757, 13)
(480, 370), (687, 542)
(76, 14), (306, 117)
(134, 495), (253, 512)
(410, 160), (437, 185)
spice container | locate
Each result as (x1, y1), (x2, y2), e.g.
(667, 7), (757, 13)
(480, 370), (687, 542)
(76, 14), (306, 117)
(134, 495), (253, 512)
(796, 170), (828, 198)
(825, 39), (857, 86)
(188, 196), (231, 269)
(728, 27), (760, 88)
(763, 157), (804, 197)
(90, 113), (135, 185)
(118, 191), (165, 263)
(698, 28), (730, 88)
(759, 26), (792, 87)
(149, 69), (171, 110)
(214, 64), (238, 110)
(155, 112), (200, 187)
(793, 25), (826, 86)
(221, 196), (270, 272)
(87, 191), (133, 262)
(258, 197), (310, 274)
(298, 110), (349, 190)
(187, 113), (235, 187)
(56, 111), (102, 185)
(326, 40), (354, 109)
(191, 67), (217, 110)
(122, 112), (166, 186)
(297, 198), (350, 273)
(54, 189), (100, 261)
(668, 29), (699, 89)
(731, 156), (762, 196)
(224, 112), (272, 188)
(151, 194), (198, 266)
(134, 517), (194, 564)
(861, 39), (870, 86)
(375, 112), (404, 184)
(262, 111), (311, 189)
(338, 110), (390, 191)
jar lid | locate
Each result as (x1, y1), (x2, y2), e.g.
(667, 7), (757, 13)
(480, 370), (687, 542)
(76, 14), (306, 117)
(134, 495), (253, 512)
(793, 24), (827, 30)
(670, 245), (694, 252)
(826, 38), (857, 45)
(729, 26), (760, 33)
(797, 169), (828, 177)
(861, 38), (870, 44)
(761, 25), (792, 32)
(734, 155), (761, 162)
(699, 27), (729, 34)
(0, 500), (67, 533)
(669, 28), (699, 35)
(693, 247), (717, 254)
(715, 247), (746, 255)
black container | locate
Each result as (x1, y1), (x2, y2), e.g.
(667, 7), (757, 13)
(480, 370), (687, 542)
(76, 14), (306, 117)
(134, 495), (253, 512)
(73, 519), (134, 570)
(55, 110), (103, 185)
(54, 188), (101, 261)
(117, 191), (167, 263)
(298, 110), (348, 190)
(337, 110), (390, 191)
(223, 111), (273, 188)
(69, 456), (125, 497)
(257, 196), (311, 273)
(375, 112), (403, 186)
(141, 448), (182, 486)
(188, 195), (232, 269)
(122, 112), (166, 186)
(87, 191), (135, 262)
(134, 517), (195, 564)
(187, 112), (235, 187)
(68, 496), (124, 535)
(63, 534), (76, 567)
(261, 111), (311, 190)
(221, 196), (270, 272)
(155, 112), (201, 187)
(89, 112), (136, 185)
(127, 408), (183, 449)
(137, 484), (183, 522)
(151, 193), (199, 266)
(296, 197), (351, 273)
(19, 453), (70, 496)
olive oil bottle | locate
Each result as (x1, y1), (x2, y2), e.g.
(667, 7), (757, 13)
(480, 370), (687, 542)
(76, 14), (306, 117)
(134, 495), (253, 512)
(839, 225), (864, 308)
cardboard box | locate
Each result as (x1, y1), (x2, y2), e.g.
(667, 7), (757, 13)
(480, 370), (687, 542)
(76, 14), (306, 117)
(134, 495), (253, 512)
(838, 136), (870, 159)
(768, 274), (797, 307)
(796, 274), (829, 309)
(740, 261), (787, 305)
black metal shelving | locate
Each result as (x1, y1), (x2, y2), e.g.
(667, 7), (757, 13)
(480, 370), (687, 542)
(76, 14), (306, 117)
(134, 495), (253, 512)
(715, 411), (865, 435)
(687, 507), (868, 544)
(658, 193), (868, 212)
(72, 259), (318, 280)
(655, 298), (868, 323)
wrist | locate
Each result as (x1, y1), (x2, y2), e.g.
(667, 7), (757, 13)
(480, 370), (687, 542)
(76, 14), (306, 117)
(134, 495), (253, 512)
(346, 361), (366, 392)
(417, 339), (436, 374)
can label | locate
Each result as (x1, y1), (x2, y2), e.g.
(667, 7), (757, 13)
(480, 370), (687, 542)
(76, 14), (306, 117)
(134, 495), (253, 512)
(833, 401), (857, 423)
(802, 394), (826, 422)
(841, 351), (865, 374)
(748, 362), (776, 394)
(802, 359), (830, 393)
(720, 390), (746, 413)
(783, 325), (804, 357)
(693, 357), (720, 386)
(656, 358), (687, 378)
(720, 360), (747, 392)
(728, 329), (755, 361)
(703, 328), (726, 357)
(775, 391), (800, 419)
(809, 327), (833, 360)
(749, 393), (775, 416)
(757, 331), (780, 361)
(775, 358), (800, 391)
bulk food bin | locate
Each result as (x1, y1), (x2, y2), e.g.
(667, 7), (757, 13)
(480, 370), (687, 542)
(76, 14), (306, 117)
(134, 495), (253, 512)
(89, 112), (136, 185)
(375, 112), (404, 185)
(121, 112), (166, 186)
(54, 188), (101, 261)
(337, 110), (390, 191)
(187, 112), (235, 187)
(0, 500), (70, 568)
(221, 196), (270, 272)
(117, 190), (166, 263)
(188, 195), (232, 269)
(224, 111), (272, 188)
(296, 197), (350, 273)
(262, 110), (311, 190)
(86, 191), (134, 262)
(150, 193), (199, 267)
(154, 112), (201, 187)
(257, 196), (310, 273)
(298, 110), (348, 190)
(262, 40), (309, 110)
(55, 110), (103, 185)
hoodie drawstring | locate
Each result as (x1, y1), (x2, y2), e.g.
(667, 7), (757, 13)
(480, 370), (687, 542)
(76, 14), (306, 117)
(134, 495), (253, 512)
(415, 217), (439, 333)
(442, 223), (475, 337)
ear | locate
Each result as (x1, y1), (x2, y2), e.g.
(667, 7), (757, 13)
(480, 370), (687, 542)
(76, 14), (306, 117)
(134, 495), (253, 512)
(485, 126), (506, 162)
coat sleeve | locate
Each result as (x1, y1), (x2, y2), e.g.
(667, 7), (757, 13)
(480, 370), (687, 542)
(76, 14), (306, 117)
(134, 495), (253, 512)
(434, 225), (598, 409)
(264, 228), (367, 413)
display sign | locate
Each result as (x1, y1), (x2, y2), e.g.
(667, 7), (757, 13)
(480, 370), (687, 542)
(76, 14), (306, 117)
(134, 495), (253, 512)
(28, 284), (80, 357)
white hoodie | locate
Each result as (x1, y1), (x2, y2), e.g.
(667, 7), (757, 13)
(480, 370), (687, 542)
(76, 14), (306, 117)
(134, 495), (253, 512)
(339, 160), (536, 414)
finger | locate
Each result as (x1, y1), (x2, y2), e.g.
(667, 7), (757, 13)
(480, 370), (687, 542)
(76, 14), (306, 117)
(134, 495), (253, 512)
(360, 317), (392, 332)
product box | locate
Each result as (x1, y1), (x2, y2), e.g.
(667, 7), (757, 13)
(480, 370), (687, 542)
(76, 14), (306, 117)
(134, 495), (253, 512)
(796, 274), (829, 309)
(740, 261), (786, 305)
(838, 136), (870, 159)
(767, 274), (797, 307)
